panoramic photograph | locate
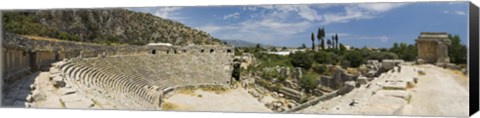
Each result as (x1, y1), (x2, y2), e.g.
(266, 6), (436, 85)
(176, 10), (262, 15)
(1, 1), (470, 117)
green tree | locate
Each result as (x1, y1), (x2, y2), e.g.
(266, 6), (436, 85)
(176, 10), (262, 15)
(317, 27), (325, 50)
(331, 35), (335, 49)
(270, 47), (278, 52)
(313, 64), (327, 74)
(343, 51), (365, 68)
(448, 34), (467, 64)
(311, 32), (315, 50)
(300, 43), (307, 49)
(314, 51), (338, 65)
(335, 33), (339, 50)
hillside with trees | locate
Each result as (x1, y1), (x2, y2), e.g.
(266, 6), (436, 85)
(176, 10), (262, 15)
(2, 9), (224, 46)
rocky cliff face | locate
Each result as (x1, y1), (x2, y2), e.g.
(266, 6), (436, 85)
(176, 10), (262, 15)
(2, 9), (224, 45)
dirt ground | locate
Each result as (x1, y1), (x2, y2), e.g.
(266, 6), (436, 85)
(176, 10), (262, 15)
(162, 87), (272, 112)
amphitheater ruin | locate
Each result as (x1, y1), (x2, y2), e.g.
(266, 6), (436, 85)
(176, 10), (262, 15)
(1, 32), (469, 117)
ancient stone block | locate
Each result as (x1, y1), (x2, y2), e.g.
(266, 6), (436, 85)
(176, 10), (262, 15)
(382, 81), (407, 90)
(382, 60), (396, 71)
(357, 76), (368, 85)
(415, 32), (451, 64)
(52, 77), (65, 88)
(59, 88), (76, 95)
(31, 90), (46, 102)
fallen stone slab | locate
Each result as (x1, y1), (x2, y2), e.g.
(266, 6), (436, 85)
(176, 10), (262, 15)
(357, 76), (368, 85)
(376, 90), (411, 101)
(382, 81), (407, 90)
(59, 88), (76, 95)
(60, 94), (85, 103)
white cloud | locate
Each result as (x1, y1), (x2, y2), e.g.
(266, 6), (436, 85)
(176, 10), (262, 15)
(202, 3), (405, 43)
(326, 33), (350, 37)
(455, 11), (466, 15)
(223, 12), (240, 20)
(243, 5), (319, 21)
(128, 7), (184, 20)
(443, 10), (466, 16)
(153, 7), (183, 20)
(342, 35), (390, 43)
(356, 3), (406, 13)
(319, 3), (406, 25)
(198, 19), (311, 42)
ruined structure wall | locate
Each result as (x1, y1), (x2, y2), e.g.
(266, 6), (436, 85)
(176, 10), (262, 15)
(417, 41), (438, 63)
(2, 47), (31, 81)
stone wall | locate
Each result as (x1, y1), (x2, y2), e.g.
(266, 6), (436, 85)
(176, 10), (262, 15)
(2, 47), (31, 82)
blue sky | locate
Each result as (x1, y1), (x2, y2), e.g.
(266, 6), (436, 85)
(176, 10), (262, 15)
(128, 1), (469, 48)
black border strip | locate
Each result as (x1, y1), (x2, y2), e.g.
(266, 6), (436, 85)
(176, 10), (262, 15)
(469, 1), (479, 116)
(0, 11), (3, 107)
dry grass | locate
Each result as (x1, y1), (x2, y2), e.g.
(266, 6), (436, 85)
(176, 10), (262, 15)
(176, 88), (197, 96)
(161, 102), (180, 110)
(406, 82), (416, 89)
(200, 86), (229, 94)
(449, 69), (468, 80)
(346, 68), (360, 75)
(22, 35), (128, 46)
(418, 71), (426, 76)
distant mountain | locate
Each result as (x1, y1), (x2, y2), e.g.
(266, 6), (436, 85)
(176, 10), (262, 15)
(223, 39), (258, 47)
(2, 9), (224, 46)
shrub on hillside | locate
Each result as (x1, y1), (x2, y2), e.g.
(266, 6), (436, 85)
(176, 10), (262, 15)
(290, 52), (314, 70)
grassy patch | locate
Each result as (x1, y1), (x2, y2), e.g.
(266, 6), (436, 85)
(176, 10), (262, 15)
(200, 86), (229, 94)
(176, 88), (197, 96)
(418, 71), (426, 76)
(59, 99), (66, 108)
(161, 102), (179, 110)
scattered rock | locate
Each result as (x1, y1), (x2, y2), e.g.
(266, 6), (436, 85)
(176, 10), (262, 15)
(31, 90), (46, 102)
(357, 76), (368, 85)
(52, 77), (65, 88)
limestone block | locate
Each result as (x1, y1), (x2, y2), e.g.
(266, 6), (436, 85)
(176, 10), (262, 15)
(382, 60), (396, 70)
(60, 94), (84, 103)
(31, 90), (46, 102)
(357, 76), (368, 85)
(366, 70), (377, 78)
(59, 88), (76, 95)
(382, 81), (407, 90)
(52, 77), (66, 88)
(26, 95), (33, 102)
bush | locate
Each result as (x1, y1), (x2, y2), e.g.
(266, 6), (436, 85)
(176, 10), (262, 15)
(300, 73), (318, 93)
(340, 60), (351, 68)
(290, 52), (314, 70)
(261, 69), (278, 80)
(342, 51), (365, 68)
(278, 75), (287, 82)
(313, 64), (327, 74)
(314, 51), (338, 65)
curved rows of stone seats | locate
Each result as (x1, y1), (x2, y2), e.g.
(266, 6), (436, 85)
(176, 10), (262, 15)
(58, 50), (233, 110)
